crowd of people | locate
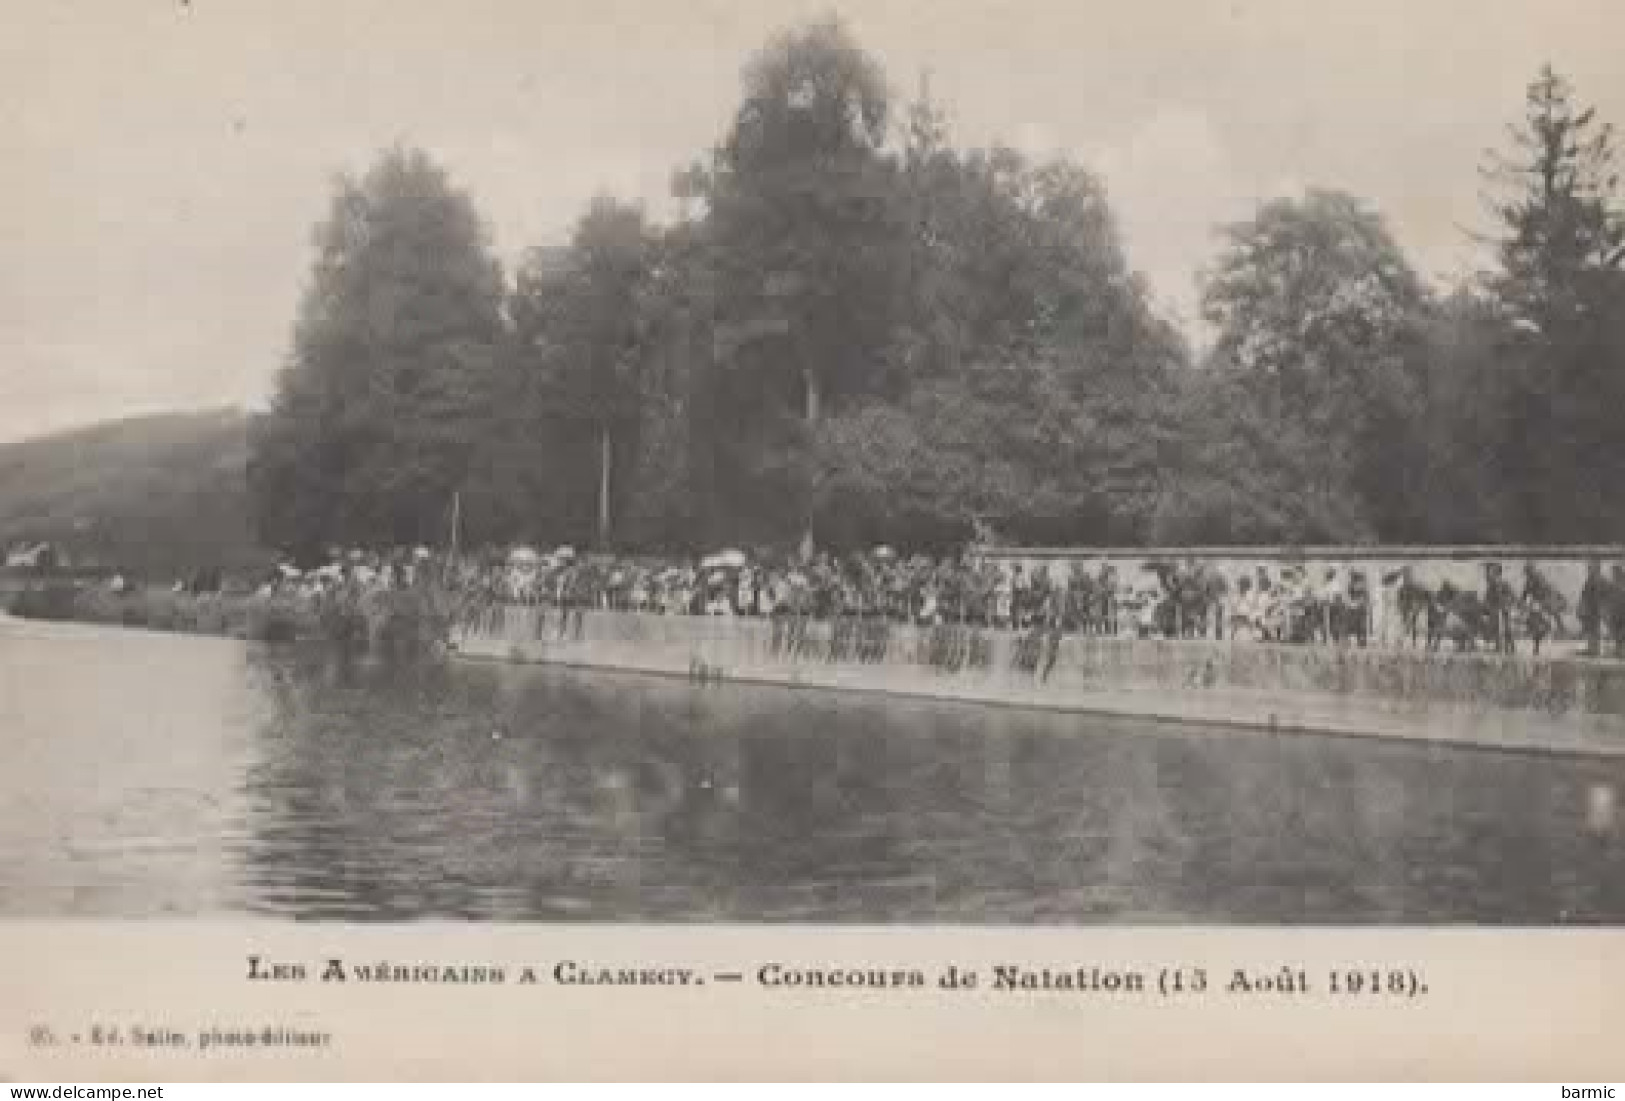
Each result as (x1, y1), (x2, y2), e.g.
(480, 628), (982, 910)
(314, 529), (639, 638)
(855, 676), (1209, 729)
(242, 541), (1625, 660)
(417, 544), (1625, 661)
(251, 546), (442, 600)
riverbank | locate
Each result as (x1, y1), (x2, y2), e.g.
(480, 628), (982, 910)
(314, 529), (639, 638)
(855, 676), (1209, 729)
(2, 582), (449, 653)
(5, 582), (314, 640)
(454, 607), (1625, 758)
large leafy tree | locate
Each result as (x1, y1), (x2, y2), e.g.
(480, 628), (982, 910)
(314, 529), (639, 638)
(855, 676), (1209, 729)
(814, 87), (1188, 549)
(508, 197), (655, 549)
(1398, 288), (1525, 542)
(696, 15), (909, 553)
(249, 147), (505, 558)
(810, 359), (1113, 551)
(1017, 158), (1187, 535)
(1187, 188), (1432, 543)
(1479, 66), (1625, 540)
(615, 219), (720, 550)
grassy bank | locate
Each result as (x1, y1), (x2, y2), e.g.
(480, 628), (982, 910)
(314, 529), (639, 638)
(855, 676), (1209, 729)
(6, 583), (316, 641)
(4, 582), (451, 653)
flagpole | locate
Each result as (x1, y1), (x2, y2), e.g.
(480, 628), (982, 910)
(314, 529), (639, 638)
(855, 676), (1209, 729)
(445, 491), (461, 585)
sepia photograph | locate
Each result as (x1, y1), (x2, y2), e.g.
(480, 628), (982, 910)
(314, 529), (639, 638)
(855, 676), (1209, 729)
(4, 0), (1624, 939)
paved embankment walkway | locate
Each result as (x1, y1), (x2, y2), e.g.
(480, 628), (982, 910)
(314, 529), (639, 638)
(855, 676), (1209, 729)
(452, 618), (1625, 760)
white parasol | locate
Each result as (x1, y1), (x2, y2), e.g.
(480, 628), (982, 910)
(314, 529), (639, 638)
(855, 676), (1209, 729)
(700, 548), (747, 569)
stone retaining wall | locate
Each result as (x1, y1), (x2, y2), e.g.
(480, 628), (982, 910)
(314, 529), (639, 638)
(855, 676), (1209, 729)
(458, 606), (1625, 721)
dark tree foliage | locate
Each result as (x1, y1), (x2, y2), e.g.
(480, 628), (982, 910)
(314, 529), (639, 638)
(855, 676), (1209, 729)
(1484, 66), (1624, 338)
(1403, 289), (1526, 542)
(247, 32), (1623, 562)
(812, 128), (1185, 548)
(1173, 189), (1433, 544)
(249, 147), (504, 559)
(1479, 66), (1625, 541)
(505, 197), (656, 548)
(697, 15), (911, 550)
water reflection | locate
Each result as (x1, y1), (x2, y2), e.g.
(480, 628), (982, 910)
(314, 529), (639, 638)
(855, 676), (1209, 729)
(2, 620), (1622, 921)
(234, 647), (1625, 923)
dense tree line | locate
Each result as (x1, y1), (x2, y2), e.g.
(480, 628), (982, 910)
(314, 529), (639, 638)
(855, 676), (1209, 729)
(249, 18), (1624, 564)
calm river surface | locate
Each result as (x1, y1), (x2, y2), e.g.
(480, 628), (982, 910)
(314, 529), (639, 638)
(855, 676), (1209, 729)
(2, 617), (1622, 922)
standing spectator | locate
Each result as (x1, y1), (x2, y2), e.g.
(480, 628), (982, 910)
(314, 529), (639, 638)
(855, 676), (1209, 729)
(1398, 566), (1431, 648)
(1482, 562), (1516, 654)
(1579, 558), (1608, 658)
(1520, 560), (1563, 657)
(1135, 588), (1159, 638)
(1095, 564), (1117, 636)
(993, 566), (1014, 629)
(1258, 569), (1285, 642)
(1375, 569), (1404, 648)
(1316, 567), (1344, 644)
(1229, 576), (1257, 641)
(1204, 568), (1230, 640)
(1345, 569), (1371, 647)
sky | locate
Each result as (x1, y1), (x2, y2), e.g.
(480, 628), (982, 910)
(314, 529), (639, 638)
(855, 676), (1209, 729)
(4, 0), (1622, 443)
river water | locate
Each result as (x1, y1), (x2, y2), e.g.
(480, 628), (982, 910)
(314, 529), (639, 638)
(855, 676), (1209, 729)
(2, 617), (1622, 922)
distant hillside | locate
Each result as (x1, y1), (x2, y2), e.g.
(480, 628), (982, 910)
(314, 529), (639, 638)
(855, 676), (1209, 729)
(0, 408), (269, 579)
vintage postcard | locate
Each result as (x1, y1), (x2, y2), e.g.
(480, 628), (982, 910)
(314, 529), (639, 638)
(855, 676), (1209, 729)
(3, 0), (1623, 1082)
